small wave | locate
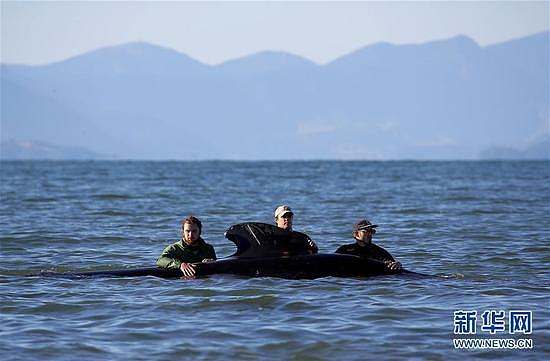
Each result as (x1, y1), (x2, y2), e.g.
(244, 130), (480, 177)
(480, 287), (520, 296)
(279, 300), (311, 311)
(462, 208), (503, 215)
(442, 196), (480, 202)
(203, 294), (278, 308)
(0, 235), (84, 246)
(22, 197), (58, 203)
(32, 302), (85, 314)
(91, 210), (131, 216)
(481, 255), (523, 264)
(396, 208), (432, 215)
(437, 273), (464, 279)
(520, 246), (549, 253)
(93, 194), (132, 200)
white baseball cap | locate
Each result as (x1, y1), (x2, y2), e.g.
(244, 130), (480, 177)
(274, 205), (294, 218)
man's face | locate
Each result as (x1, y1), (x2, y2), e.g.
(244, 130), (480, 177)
(276, 213), (293, 230)
(355, 228), (375, 243)
(182, 223), (200, 245)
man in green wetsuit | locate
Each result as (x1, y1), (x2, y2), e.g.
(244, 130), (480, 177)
(156, 215), (216, 277)
(335, 219), (401, 271)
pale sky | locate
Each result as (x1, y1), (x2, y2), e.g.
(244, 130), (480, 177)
(1, 1), (549, 66)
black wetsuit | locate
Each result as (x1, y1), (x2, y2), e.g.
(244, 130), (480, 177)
(335, 242), (395, 263)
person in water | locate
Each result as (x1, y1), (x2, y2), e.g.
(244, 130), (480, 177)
(274, 205), (318, 254)
(335, 219), (402, 271)
(156, 215), (217, 277)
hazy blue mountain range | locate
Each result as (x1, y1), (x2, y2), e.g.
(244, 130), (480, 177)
(1, 32), (548, 160)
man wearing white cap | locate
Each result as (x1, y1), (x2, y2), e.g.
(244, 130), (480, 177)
(274, 205), (318, 254)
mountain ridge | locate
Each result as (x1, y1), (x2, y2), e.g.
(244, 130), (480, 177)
(2, 32), (548, 160)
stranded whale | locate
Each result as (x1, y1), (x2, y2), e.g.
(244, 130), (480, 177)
(37, 222), (414, 280)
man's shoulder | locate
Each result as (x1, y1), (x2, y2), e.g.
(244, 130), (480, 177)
(292, 230), (311, 239)
(198, 238), (215, 248)
(166, 239), (184, 249)
(368, 243), (387, 251)
(160, 240), (185, 254)
(336, 243), (357, 253)
(367, 242), (395, 260)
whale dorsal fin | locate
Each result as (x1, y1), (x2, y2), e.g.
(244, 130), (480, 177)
(224, 222), (313, 258)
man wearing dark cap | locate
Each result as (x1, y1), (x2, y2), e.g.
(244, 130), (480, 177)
(335, 219), (401, 270)
(274, 205), (318, 254)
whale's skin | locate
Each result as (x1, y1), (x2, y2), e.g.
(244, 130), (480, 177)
(196, 253), (402, 279)
(37, 253), (405, 279)
(38, 267), (182, 279)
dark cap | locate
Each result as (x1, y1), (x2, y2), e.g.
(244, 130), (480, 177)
(353, 219), (378, 233)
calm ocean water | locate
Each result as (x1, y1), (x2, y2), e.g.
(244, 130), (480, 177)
(1, 160), (548, 360)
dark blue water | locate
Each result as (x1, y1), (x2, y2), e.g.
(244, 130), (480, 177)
(1, 161), (549, 360)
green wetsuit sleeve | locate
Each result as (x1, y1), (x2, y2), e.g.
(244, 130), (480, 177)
(156, 243), (183, 269)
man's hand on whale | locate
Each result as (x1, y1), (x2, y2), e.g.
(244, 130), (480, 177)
(180, 262), (196, 277)
(385, 261), (402, 271)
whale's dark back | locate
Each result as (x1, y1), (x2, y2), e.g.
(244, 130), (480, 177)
(224, 222), (313, 258)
